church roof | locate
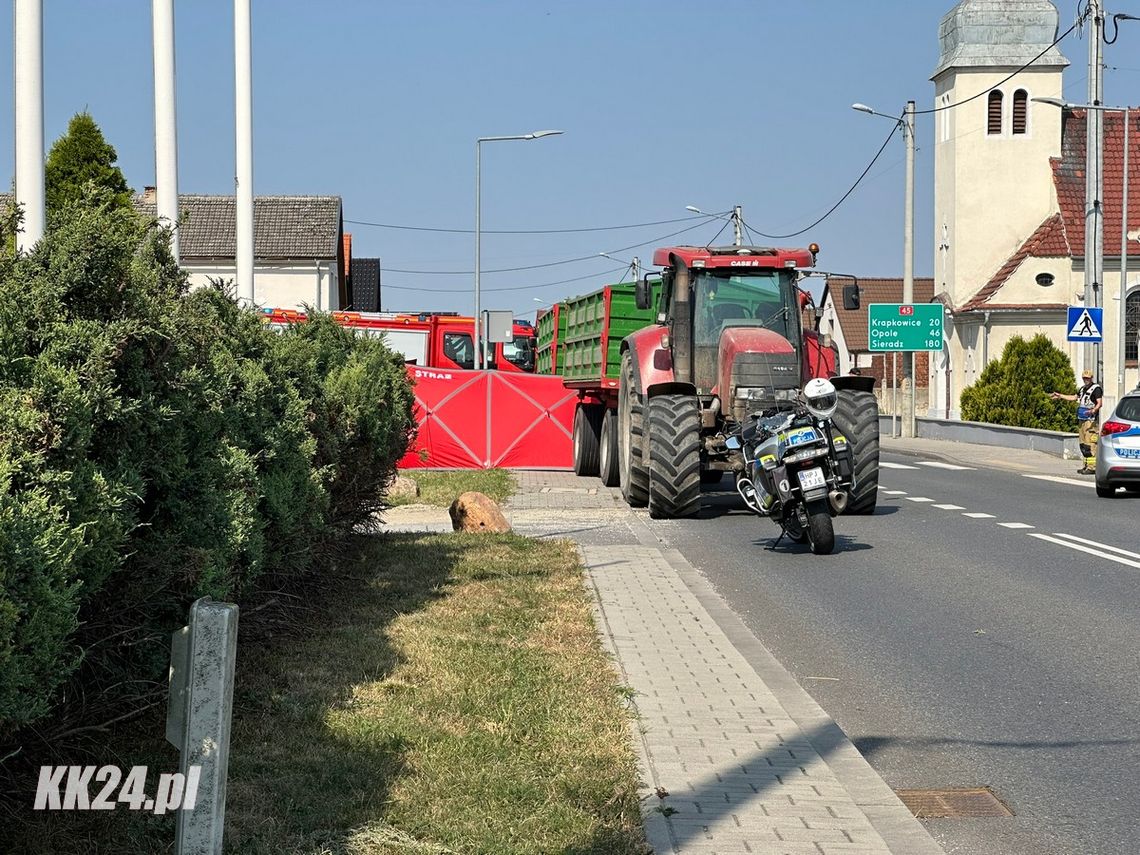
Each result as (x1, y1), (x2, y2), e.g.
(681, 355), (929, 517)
(932, 0), (1069, 79)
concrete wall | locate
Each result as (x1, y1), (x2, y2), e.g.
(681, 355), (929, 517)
(878, 414), (1080, 458)
(184, 260), (341, 311)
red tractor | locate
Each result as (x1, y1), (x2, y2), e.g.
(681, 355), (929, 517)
(617, 243), (878, 518)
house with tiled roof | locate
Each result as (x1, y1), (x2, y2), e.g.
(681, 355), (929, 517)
(930, 0), (1139, 417)
(135, 191), (347, 311)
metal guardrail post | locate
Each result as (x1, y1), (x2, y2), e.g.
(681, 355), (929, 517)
(168, 597), (239, 855)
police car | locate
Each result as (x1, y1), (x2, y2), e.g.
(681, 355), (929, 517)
(1095, 390), (1140, 497)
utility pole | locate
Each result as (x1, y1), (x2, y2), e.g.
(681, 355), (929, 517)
(1118, 109), (1131, 404)
(153, 0), (180, 262)
(14, 0), (45, 253)
(903, 100), (916, 438)
(732, 205), (743, 247)
(1085, 0), (1105, 385)
(235, 0), (255, 306)
(632, 256), (641, 282)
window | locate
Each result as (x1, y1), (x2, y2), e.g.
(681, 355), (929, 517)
(442, 332), (474, 370)
(940, 94), (950, 142)
(1012, 89), (1028, 135)
(987, 90), (1004, 135)
(1126, 290), (1140, 364)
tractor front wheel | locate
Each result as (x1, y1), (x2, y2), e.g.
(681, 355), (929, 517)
(647, 394), (702, 519)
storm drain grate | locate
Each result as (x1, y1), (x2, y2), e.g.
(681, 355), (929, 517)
(893, 787), (1013, 818)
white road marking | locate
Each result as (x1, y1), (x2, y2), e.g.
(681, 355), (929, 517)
(883, 490), (907, 496)
(999, 522), (1035, 529)
(881, 461), (920, 470)
(1029, 533), (1140, 570)
(1021, 474), (1096, 489)
(1052, 533), (1140, 561)
(915, 461), (975, 471)
(933, 504), (965, 510)
(962, 512), (995, 519)
(906, 497), (934, 503)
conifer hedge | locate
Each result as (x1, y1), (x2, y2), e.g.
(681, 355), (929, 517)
(960, 334), (1076, 432)
(0, 191), (414, 734)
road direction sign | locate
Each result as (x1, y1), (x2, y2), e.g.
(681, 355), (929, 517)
(1066, 306), (1103, 342)
(867, 303), (944, 352)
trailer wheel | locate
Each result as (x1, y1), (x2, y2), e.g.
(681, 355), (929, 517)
(598, 408), (621, 487)
(618, 351), (649, 507)
(573, 404), (604, 477)
(647, 394), (702, 519)
(832, 389), (879, 515)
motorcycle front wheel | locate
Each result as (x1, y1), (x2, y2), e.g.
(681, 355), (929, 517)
(805, 500), (835, 555)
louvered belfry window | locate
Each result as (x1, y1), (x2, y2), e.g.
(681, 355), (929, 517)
(988, 90), (1004, 135)
(1012, 90), (1028, 135)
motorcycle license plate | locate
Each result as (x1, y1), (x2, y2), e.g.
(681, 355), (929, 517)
(797, 467), (826, 490)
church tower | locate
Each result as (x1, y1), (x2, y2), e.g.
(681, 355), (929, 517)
(932, 0), (1069, 308)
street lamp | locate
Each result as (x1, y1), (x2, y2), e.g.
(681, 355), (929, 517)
(686, 204), (744, 246)
(475, 130), (563, 369)
(1035, 97), (1133, 405)
(853, 101), (917, 438)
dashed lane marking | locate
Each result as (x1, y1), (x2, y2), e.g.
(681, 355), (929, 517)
(933, 504), (965, 510)
(963, 512), (996, 519)
(881, 461), (920, 470)
(999, 522), (1035, 529)
(1021, 474), (1096, 489)
(883, 490), (907, 496)
(915, 461), (975, 471)
(906, 497), (935, 503)
(1029, 533), (1140, 570)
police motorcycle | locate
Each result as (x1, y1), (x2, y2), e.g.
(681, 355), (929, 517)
(727, 378), (855, 555)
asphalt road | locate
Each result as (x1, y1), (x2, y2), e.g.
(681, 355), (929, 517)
(655, 454), (1140, 855)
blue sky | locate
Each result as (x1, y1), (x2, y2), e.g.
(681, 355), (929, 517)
(3, 1), (1137, 315)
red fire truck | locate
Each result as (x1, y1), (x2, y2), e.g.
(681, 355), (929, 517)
(262, 309), (537, 372)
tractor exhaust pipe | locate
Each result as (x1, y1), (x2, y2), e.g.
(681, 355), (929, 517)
(829, 490), (848, 515)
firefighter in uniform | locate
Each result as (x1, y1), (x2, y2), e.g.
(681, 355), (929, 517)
(1051, 369), (1103, 474)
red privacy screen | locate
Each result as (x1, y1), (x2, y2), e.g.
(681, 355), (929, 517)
(399, 368), (576, 469)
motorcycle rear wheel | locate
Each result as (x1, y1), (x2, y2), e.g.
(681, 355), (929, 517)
(805, 500), (835, 555)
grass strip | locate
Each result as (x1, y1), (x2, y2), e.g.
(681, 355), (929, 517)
(1, 532), (645, 855)
(389, 470), (516, 507)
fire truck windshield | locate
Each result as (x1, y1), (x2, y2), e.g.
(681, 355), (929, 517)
(692, 270), (798, 347)
(502, 336), (536, 371)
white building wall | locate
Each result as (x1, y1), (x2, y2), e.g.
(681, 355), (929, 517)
(183, 260), (341, 311)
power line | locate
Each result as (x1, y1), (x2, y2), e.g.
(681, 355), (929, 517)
(741, 122), (900, 240)
(345, 214), (707, 235)
(382, 217), (718, 275)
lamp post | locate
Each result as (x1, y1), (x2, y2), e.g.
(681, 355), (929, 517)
(1035, 97), (1132, 405)
(475, 130), (563, 369)
(853, 101), (916, 437)
(685, 204), (743, 246)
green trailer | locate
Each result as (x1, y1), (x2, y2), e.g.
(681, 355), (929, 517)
(535, 280), (661, 386)
(535, 280), (662, 485)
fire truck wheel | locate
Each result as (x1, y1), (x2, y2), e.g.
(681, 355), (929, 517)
(618, 351), (649, 507)
(832, 389), (879, 515)
(599, 408), (621, 487)
(573, 404), (604, 477)
(647, 394), (702, 519)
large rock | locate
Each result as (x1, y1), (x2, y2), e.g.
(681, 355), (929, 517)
(387, 475), (420, 502)
(449, 491), (511, 534)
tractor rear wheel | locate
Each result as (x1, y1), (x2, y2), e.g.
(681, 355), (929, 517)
(647, 394), (702, 519)
(573, 404), (604, 477)
(832, 389), (879, 515)
(618, 351), (649, 507)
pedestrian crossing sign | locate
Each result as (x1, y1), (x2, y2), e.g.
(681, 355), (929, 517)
(1067, 306), (1103, 342)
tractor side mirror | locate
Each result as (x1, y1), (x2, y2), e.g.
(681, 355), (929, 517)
(842, 282), (860, 311)
(635, 276), (652, 310)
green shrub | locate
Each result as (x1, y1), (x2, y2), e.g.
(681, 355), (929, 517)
(960, 334), (1076, 431)
(0, 189), (415, 735)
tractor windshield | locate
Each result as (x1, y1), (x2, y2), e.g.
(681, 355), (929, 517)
(692, 270), (799, 347)
(691, 269), (800, 393)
